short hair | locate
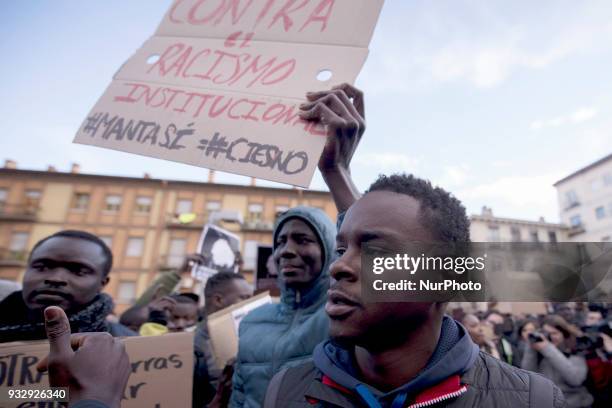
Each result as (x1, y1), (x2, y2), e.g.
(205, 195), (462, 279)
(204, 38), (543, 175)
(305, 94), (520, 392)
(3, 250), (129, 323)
(29, 230), (113, 275)
(204, 272), (246, 299)
(170, 292), (200, 304)
(366, 174), (470, 243)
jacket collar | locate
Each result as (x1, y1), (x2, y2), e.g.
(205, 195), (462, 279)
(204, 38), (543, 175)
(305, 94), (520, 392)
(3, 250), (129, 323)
(306, 374), (468, 408)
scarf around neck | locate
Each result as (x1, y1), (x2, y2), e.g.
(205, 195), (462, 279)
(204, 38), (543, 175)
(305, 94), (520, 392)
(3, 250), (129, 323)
(0, 291), (114, 343)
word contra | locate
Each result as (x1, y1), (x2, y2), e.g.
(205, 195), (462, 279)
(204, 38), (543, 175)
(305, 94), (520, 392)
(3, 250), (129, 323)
(169, 0), (336, 33)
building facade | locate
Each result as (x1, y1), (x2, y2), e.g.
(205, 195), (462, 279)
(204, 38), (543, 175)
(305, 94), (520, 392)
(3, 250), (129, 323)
(0, 163), (336, 311)
(470, 206), (568, 243)
(554, 153), (612, 242)
(467, 207), (568, 315)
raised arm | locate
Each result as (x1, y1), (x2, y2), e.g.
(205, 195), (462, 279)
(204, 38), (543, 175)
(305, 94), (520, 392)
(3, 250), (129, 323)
(299, 83), (365, 213)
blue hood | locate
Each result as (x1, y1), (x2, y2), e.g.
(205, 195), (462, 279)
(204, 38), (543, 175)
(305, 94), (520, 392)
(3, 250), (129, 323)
(313, 316), (479, 407)
(273, 206), (337, 310)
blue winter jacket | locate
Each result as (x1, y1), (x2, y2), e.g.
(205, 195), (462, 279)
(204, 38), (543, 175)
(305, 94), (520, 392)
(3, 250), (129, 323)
(230, 206), (336, 408)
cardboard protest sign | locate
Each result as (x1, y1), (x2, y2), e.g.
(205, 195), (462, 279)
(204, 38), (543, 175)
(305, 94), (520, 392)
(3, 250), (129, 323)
(207, 291), (272, 369)
(191, 224), (241, 281)
(0, 332), (193, 408)
(74, 0), (385, 187)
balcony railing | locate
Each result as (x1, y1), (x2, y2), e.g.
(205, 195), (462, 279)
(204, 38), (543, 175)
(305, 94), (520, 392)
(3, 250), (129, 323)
(0, 248), (28, 266)
(242, 218), (274, 231)
(568, 224), (586, 237)
(0, 203), (39, 221)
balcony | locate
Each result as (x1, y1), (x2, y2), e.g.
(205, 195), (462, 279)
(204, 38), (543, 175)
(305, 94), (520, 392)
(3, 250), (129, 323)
(0, 248), (28, 266)
(0, 203), (39, 221)
(568, 224), (586, 237)
(242, 218), (274, 232)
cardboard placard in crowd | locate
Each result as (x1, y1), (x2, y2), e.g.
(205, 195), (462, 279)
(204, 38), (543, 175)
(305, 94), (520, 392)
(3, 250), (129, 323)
(0, 332), (194, 407)
(191, 223), (241, 281)
(73, 0), (385, 187)
(207, 291), (272, 370)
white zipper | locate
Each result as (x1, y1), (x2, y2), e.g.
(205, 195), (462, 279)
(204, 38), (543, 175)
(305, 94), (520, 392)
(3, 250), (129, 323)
(407, 385), (468, 408)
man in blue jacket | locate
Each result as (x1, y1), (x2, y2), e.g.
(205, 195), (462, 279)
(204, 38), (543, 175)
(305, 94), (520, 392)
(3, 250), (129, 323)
(229, 205), (337, 407)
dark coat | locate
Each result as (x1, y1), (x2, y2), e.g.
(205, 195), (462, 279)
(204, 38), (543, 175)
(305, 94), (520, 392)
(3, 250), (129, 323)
(263, 352), (566, 408)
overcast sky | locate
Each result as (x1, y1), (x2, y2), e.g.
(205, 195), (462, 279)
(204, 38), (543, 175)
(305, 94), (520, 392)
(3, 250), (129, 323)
(2, 0), (611, 222)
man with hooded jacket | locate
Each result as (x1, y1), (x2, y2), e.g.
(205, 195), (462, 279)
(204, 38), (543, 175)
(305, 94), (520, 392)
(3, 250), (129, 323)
(229, 205), (337, 407)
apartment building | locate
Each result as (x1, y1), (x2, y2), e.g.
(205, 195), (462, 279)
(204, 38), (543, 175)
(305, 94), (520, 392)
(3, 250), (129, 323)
(0, 162), (335, 310)
(470, 206), (568, 242)
(554, 153), (612, 242)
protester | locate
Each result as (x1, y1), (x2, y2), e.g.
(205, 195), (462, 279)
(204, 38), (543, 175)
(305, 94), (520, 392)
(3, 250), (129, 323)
(0, 230), (135, 342)
(516, 318), (539, 369)
(484, 310), (518, 366)
(37, 306), (130, 408)
(263, 85), (563, 407)
(462, 313), (501, 359)
(195, 271), (253, 407)
(138, 292), (199, 335)
(581, 306), (611, 408)
(229, 205), (336, 407)
(521, 314), (593, 407)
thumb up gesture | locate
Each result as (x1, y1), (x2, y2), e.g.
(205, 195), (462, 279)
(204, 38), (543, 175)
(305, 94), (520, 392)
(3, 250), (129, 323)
(36, 306), (131, 408)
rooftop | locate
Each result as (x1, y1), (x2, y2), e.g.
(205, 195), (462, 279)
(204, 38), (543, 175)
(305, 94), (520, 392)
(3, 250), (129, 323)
(553, 153), (612, 186)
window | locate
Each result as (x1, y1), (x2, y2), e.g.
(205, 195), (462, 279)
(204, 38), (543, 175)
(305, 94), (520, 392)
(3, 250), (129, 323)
(99, 236), (113, 249)
(591, 179), (602, 191)
(71, 193), (90, 211)
(275, 205), (289, 219)
(176, 199), (193, 214)
(125, 237), (144, 257)
(105, 195), (122, 212)
(595, 206), (605, 220)
(0, 188), (7, 211)
(25, 190), (41, 208)
(565, 190), (579, 208)
(529, 230), (539, 243)
(487, 226), (500, 242)
(243, 240), (258, 270)
(548, 231), (558, 243)
(510, 227), (521, 242)
(9, 232), (29, 251)
(117, 281), (137, 304)
(604, 173), (612, 186)
(247, 203), (263, 222)
(167, 238), (187, 268)
(570, 215), (582, 227)
(206, 201), (221, 212)
(135, 196), (152, 214)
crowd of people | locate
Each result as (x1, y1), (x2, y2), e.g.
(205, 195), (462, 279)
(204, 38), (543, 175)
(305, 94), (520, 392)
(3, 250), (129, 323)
(0, 84), (610, 408)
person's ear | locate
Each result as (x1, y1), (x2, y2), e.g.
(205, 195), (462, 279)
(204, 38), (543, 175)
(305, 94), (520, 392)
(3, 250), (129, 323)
(212, 293), (224, 308)
(101, 275), (110, 287)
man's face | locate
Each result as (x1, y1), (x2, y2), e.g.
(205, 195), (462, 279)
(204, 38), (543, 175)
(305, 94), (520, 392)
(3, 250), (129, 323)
(274, 219), (323, 288)
(166, 302), (199, 332)
(557, 303), (575, 323)
(463, 315), (485, 346)
(22, 236), (109, 314)
(327, 191), (439, 349)
(585, 311), (602, 327)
